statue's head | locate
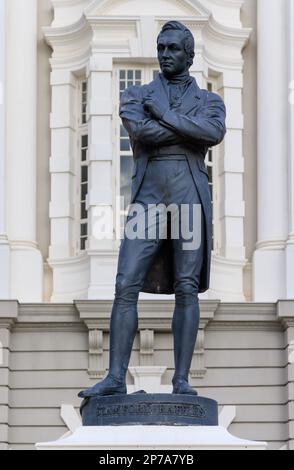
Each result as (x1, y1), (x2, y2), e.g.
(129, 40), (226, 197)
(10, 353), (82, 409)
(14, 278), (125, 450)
(157, 21), (195, 77)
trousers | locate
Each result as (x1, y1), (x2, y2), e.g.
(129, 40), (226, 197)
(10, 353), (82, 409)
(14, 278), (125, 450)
(115, 156), (205, 305)
(78, 157), (206, 396)
(104, 156), (206, 386)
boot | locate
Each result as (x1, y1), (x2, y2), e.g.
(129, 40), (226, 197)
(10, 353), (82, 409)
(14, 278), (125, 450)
(78, 301), (138, 398)
(171, 302), (199, 395)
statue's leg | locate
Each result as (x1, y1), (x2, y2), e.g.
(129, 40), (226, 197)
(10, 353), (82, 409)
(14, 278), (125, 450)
(171, 286), (200, 395)
(78, 278), (140, 398)
(170, 167), (205, 395)
(79, 202), (164, 398)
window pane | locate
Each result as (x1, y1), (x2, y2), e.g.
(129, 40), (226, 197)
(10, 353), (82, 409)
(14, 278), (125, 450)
(81, 202), (87, 220)
(120, 125), (128, 138)
(120, 138), (130, 152)
(120, 70), (126, 80)
(82, 135), (88, 148)
(127, 70), (133, 80)
(135, 70), (141, 80)
(81, 224), (87, 237)
(81, 184), (88, 201)
(80, 237), (86, 251)
(120, 155), (133, 210)
(81, 166), (88, 183)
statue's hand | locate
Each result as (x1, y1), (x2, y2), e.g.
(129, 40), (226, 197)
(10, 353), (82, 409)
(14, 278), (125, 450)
(143, 94), (167, 120)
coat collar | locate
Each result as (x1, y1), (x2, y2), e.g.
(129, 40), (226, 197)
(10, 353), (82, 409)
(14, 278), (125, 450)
(147, 73), (202, 115)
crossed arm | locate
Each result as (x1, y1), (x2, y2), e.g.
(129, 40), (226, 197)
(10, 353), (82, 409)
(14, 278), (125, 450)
(119, 85), (226, 148)
(159, 93), (226, 147)
(119, 86), (183, 146)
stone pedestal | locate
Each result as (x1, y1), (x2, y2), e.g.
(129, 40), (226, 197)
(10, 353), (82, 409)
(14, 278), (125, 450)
(80, 393), (218, 427)
(35, 393), (267, 450)
(36, 425), (267, 450)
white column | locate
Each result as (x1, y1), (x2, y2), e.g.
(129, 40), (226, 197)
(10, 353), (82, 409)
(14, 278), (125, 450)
(210, 70), (246, 301)
(217, 71), (245, 261)
(286, 0), (294, 298)
(0, 0), (10, 298)
(87, 55), (117, 299)
(6, 0), (43, 301)
(253, 0), (288, 301)
(49, 70), (77, 260)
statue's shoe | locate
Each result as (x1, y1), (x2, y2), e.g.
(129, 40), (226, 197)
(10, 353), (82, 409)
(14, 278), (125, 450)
(78, 375), (127, 398)
(172, 379), (198, 396)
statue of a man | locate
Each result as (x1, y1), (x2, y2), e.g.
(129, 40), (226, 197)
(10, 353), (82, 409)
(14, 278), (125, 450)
(79, 21), (226, 398)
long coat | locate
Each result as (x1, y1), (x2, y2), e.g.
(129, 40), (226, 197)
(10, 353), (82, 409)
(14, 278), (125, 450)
(119, 74), (226, 294)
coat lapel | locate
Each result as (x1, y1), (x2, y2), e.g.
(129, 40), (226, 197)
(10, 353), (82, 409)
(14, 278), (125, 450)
(147, 73), (203, 116)
(179, 77), (202, 115)
(147, 73), (169, 110)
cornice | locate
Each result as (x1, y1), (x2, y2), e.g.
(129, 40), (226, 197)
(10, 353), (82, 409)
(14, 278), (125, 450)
(276, 300), (294, 329)
(204, 15), (251, 49)
(0, 301), (287, 333)
(0, 300), (18, 329)
(43, 10), (252, 64)
(211, 301), (281, 330)
(49, 49), (91, 71)
(43, 15), (92, 49)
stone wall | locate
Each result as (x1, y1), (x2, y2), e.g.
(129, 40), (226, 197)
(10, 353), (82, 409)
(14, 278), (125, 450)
(1, 300), (293, 450)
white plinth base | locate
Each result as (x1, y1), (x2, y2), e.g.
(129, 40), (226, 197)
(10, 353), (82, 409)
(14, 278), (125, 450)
(36, 426), (267, 450)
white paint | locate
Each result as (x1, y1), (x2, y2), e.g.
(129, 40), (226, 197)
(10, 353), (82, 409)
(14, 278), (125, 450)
(0, 0), (10, 298)
(89, 0), (206, 17)
(253, 0), (288, 301)
(6, 0), (43, 301)
(36, 425), (267, 450)
(285, 0), (294, 298)
(44, 0), (250, 302)
(218, 405), (236, 429)
(60, 405), (82, 433)
(128, 366), (170, 393)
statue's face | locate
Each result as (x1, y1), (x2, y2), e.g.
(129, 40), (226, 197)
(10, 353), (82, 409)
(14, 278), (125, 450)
(157, 30), (188, 77)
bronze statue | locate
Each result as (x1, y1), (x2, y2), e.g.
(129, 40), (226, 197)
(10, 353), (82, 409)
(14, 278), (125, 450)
(79, 21), (226, 399)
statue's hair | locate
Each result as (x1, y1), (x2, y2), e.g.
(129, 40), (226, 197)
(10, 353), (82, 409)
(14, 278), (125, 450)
(157, 21), (195, 67)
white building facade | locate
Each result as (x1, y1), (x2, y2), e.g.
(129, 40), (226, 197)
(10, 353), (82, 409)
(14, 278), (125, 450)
(1, 0), (293, 304)
(1, 0), (294, 451)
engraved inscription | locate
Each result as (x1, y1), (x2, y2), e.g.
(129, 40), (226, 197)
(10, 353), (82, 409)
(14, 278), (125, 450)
(96, 401), (207, 419)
